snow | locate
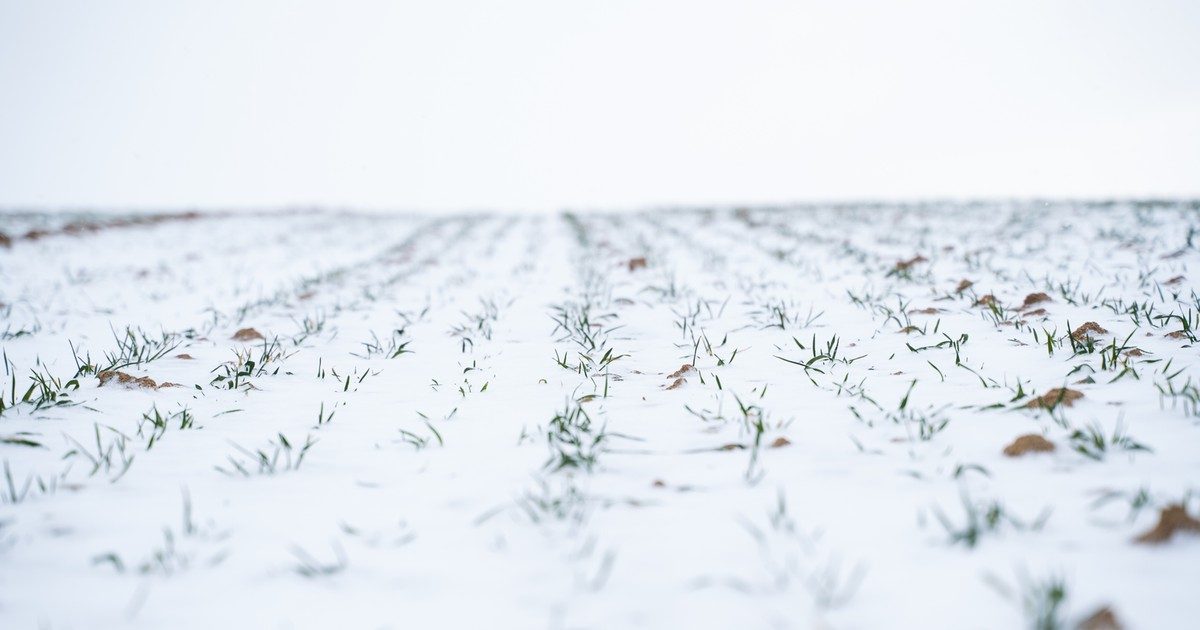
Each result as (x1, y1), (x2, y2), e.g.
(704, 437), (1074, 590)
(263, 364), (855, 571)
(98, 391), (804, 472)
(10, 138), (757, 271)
(1, 202), (1198, 629)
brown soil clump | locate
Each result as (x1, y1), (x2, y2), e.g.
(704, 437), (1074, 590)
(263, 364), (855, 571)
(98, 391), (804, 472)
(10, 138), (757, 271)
(4, 212), (205, 246)
(899, 326), (921, 334)
(1123, 348), (1144, 357)
(717, 443), (745, 451)
(893, 255), (928, 272)
(908, 307), (940, 315)
(1165, 330), (1189, 340)
(1077, 607), (1123, 630)
(973, 294), (998, 307)
(1025, 388), (1084, 409)
(1002, 434), (1055, 456)
(232, 328), (265, 342)
(97, 371), (163, 389)
(1164, 275), (1185, 286)
(667, 364), (692, 379)
(769, 437), (792, 448)
(1020, 292), (1052, 308)
(1133, 504), (1200, 544)
(175, 353), (195, 360)
(651, 479), (666, 488)
(1071, 322), (1108, 340)
(1023, 308), (1048, 318)
(954, 279), (974, 293)
(665, 377), (686, 390)
(627, 257), (647, 271)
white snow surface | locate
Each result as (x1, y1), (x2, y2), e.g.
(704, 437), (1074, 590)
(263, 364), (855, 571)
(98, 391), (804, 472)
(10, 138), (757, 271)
(0, 202), (1198, 629)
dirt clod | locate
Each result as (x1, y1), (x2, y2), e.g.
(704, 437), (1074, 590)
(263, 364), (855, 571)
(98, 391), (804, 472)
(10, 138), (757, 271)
(1165, 330), (1189, 340)
(232, 328), (265, 342)
(1002, 434), (1055, 456)
(1071, 322), (1108, 340)
(1077, 606), (1123, 630)
(1164, 275), (1184, 286)
(667, 364), (692, 379)
(1023, 308), (1048, 318)
(893, 255), (928, 272)
(954, 279), (974, 293)
(97, 371), (161, 389)
(770, 437), (792, 448)
(1133, 504), (1200, 544)
(175, 353), (195, 360)
(665, 377), (686, 390)
(1025, 388), (1084, 409)
(627, 257), (647, 271)
(974, 294), (998, 307)
(1021, 292), (1052, 308)
(908, 307), (940, 315)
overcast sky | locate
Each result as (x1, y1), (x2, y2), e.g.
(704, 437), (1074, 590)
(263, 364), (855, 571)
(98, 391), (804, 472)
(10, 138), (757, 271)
(1, 1), (1198, 212)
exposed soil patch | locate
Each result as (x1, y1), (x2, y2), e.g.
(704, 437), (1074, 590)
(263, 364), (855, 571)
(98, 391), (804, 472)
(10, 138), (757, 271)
(665, 377), (686, 390)
(954, 279), (974, 294)
(1164, 275), (1185, 286)
(973, 294), (997, 307)
(175, 353), (195, 360)
(1002, 434), (1055, 456)
(1025, 388), (1084, 409)
(232, 328), (265, 342)
(899, 326), (921, 334)
(667, 364), (692, 379)
(893, 255), (927, 272)
(1077, 607), (1123, 630)
(1020, 292), (1052, 308)
(1165, 330), (1190, 340)
(1123, 348), (1145, 357)
(1071, 322), (1108, 340)
(1133, 504), (1200, 544)
(769, 437), (791, 448)
(96, 371), (179, 390)
(627, 257), (647, 271)
(908, 307), (940, 315)
(3, 212), (203, 246)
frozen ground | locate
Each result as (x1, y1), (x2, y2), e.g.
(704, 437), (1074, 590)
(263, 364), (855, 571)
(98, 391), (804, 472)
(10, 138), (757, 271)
(1, 202), (1198, 629)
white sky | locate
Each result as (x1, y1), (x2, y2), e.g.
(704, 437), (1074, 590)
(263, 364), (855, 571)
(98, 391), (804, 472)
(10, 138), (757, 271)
(1, 1), (1198, 212)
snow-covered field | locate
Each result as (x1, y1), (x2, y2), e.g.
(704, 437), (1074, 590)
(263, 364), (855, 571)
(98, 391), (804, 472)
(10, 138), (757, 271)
(1, 203), (1198, 629)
